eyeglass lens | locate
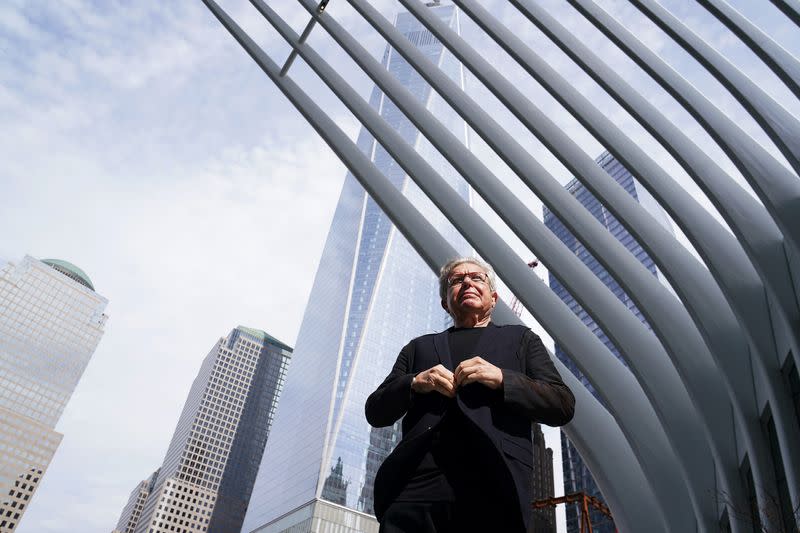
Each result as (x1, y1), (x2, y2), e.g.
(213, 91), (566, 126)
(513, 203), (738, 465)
(449, 272), (487, 286)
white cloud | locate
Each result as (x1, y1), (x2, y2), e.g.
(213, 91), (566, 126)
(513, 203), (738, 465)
(0, 4), (46, 42)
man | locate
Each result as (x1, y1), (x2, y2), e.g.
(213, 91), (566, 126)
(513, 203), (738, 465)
(365, 257), (575, 533)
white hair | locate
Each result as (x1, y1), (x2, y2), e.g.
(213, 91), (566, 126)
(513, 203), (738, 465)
(438, 257), (497, 299)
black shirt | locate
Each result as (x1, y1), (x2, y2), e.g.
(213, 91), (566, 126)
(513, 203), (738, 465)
(395, 326), (491, 502)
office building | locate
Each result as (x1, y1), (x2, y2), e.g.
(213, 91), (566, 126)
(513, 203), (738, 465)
(530, 423), (556, 533)
(0, 255), (108, 532)
(113, 470), (160, 533)
(241, 4), (471, 532)
(131, 327), (291, 533)
(544, 151), (672, 532)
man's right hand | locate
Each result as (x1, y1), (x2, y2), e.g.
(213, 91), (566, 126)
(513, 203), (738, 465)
(411, 364), (455, 398)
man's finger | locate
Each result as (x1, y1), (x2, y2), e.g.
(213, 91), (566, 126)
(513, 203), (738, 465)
(457, 358), (481, 371)
(456, 365), (480, 386)
(460, 369), (483, 386)
(429, 373), (451, 391)
(454, 360), (478, 381)
(434, 367), (455, 381)
(435, 377), (455, 397)
(437, 374), (455, 390)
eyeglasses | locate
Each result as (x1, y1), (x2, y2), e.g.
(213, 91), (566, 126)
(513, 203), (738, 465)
(447, 271), (489, 287)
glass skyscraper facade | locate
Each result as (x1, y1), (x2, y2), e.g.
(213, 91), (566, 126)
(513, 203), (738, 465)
(543, 151), (672, 533)
(242, 5), (471, 532)
(0, 255), (108, 532)
(131, 326), (291, 533)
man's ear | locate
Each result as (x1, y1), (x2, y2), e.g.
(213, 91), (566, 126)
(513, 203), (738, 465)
(491, 291), (498, 307)
(441, 298), (450, 313)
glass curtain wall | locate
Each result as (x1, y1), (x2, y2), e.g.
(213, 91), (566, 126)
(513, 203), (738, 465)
(243, 5), (472, 530)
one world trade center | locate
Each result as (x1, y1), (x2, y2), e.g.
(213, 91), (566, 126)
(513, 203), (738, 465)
(242, 4), (471, 532)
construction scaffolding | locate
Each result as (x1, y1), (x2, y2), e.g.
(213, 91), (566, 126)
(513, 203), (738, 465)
(533, 492), (617, 533)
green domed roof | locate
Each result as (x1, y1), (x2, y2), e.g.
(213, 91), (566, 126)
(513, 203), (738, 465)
(41, 259), (95, 291)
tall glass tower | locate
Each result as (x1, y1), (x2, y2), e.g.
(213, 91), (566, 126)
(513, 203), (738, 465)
(131, 326), (291, 533)
(0, 255), (108, 532)
(242, 4), (471, 532)
(543, 151), (672, 533)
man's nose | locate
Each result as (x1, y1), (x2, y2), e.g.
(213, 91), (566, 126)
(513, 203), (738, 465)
(461, 277), (478, 289)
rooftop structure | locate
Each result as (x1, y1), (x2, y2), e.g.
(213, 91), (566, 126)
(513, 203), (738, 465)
(40, 258), (95, 290)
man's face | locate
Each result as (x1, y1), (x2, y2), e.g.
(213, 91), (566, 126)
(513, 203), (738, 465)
(442, 262), (498, 317)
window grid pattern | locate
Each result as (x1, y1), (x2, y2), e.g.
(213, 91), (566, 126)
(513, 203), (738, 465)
(0, 255), (107, 530)
(133, 328), (291, 533)
(114, 470), (160, 533)
(0, 465), (43, 533)
(543, 152), (670, 533)
(144, 479), (217, 533)
(0, 256), (107, 425)
(125, 484), (150, 533)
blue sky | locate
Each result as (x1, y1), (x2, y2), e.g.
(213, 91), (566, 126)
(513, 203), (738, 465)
(1, 0), (798, 531)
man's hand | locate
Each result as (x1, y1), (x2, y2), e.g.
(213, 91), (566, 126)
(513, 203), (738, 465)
(454, 356), (503, 390)
(411, 364), (456, 398)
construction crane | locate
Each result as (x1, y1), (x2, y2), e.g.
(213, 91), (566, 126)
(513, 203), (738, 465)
(532, 492), (617, 533)
(508, 259), (539, 317)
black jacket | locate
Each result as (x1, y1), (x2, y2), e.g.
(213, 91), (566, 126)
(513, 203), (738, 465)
(365, 323), (575, 528)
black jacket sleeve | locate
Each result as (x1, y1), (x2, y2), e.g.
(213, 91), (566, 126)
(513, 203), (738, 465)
(365, 340), (416, 428)
(501, 329), (575, 426)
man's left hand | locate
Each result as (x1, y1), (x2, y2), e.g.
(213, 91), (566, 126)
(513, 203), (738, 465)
(454, 356), (503, 390)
